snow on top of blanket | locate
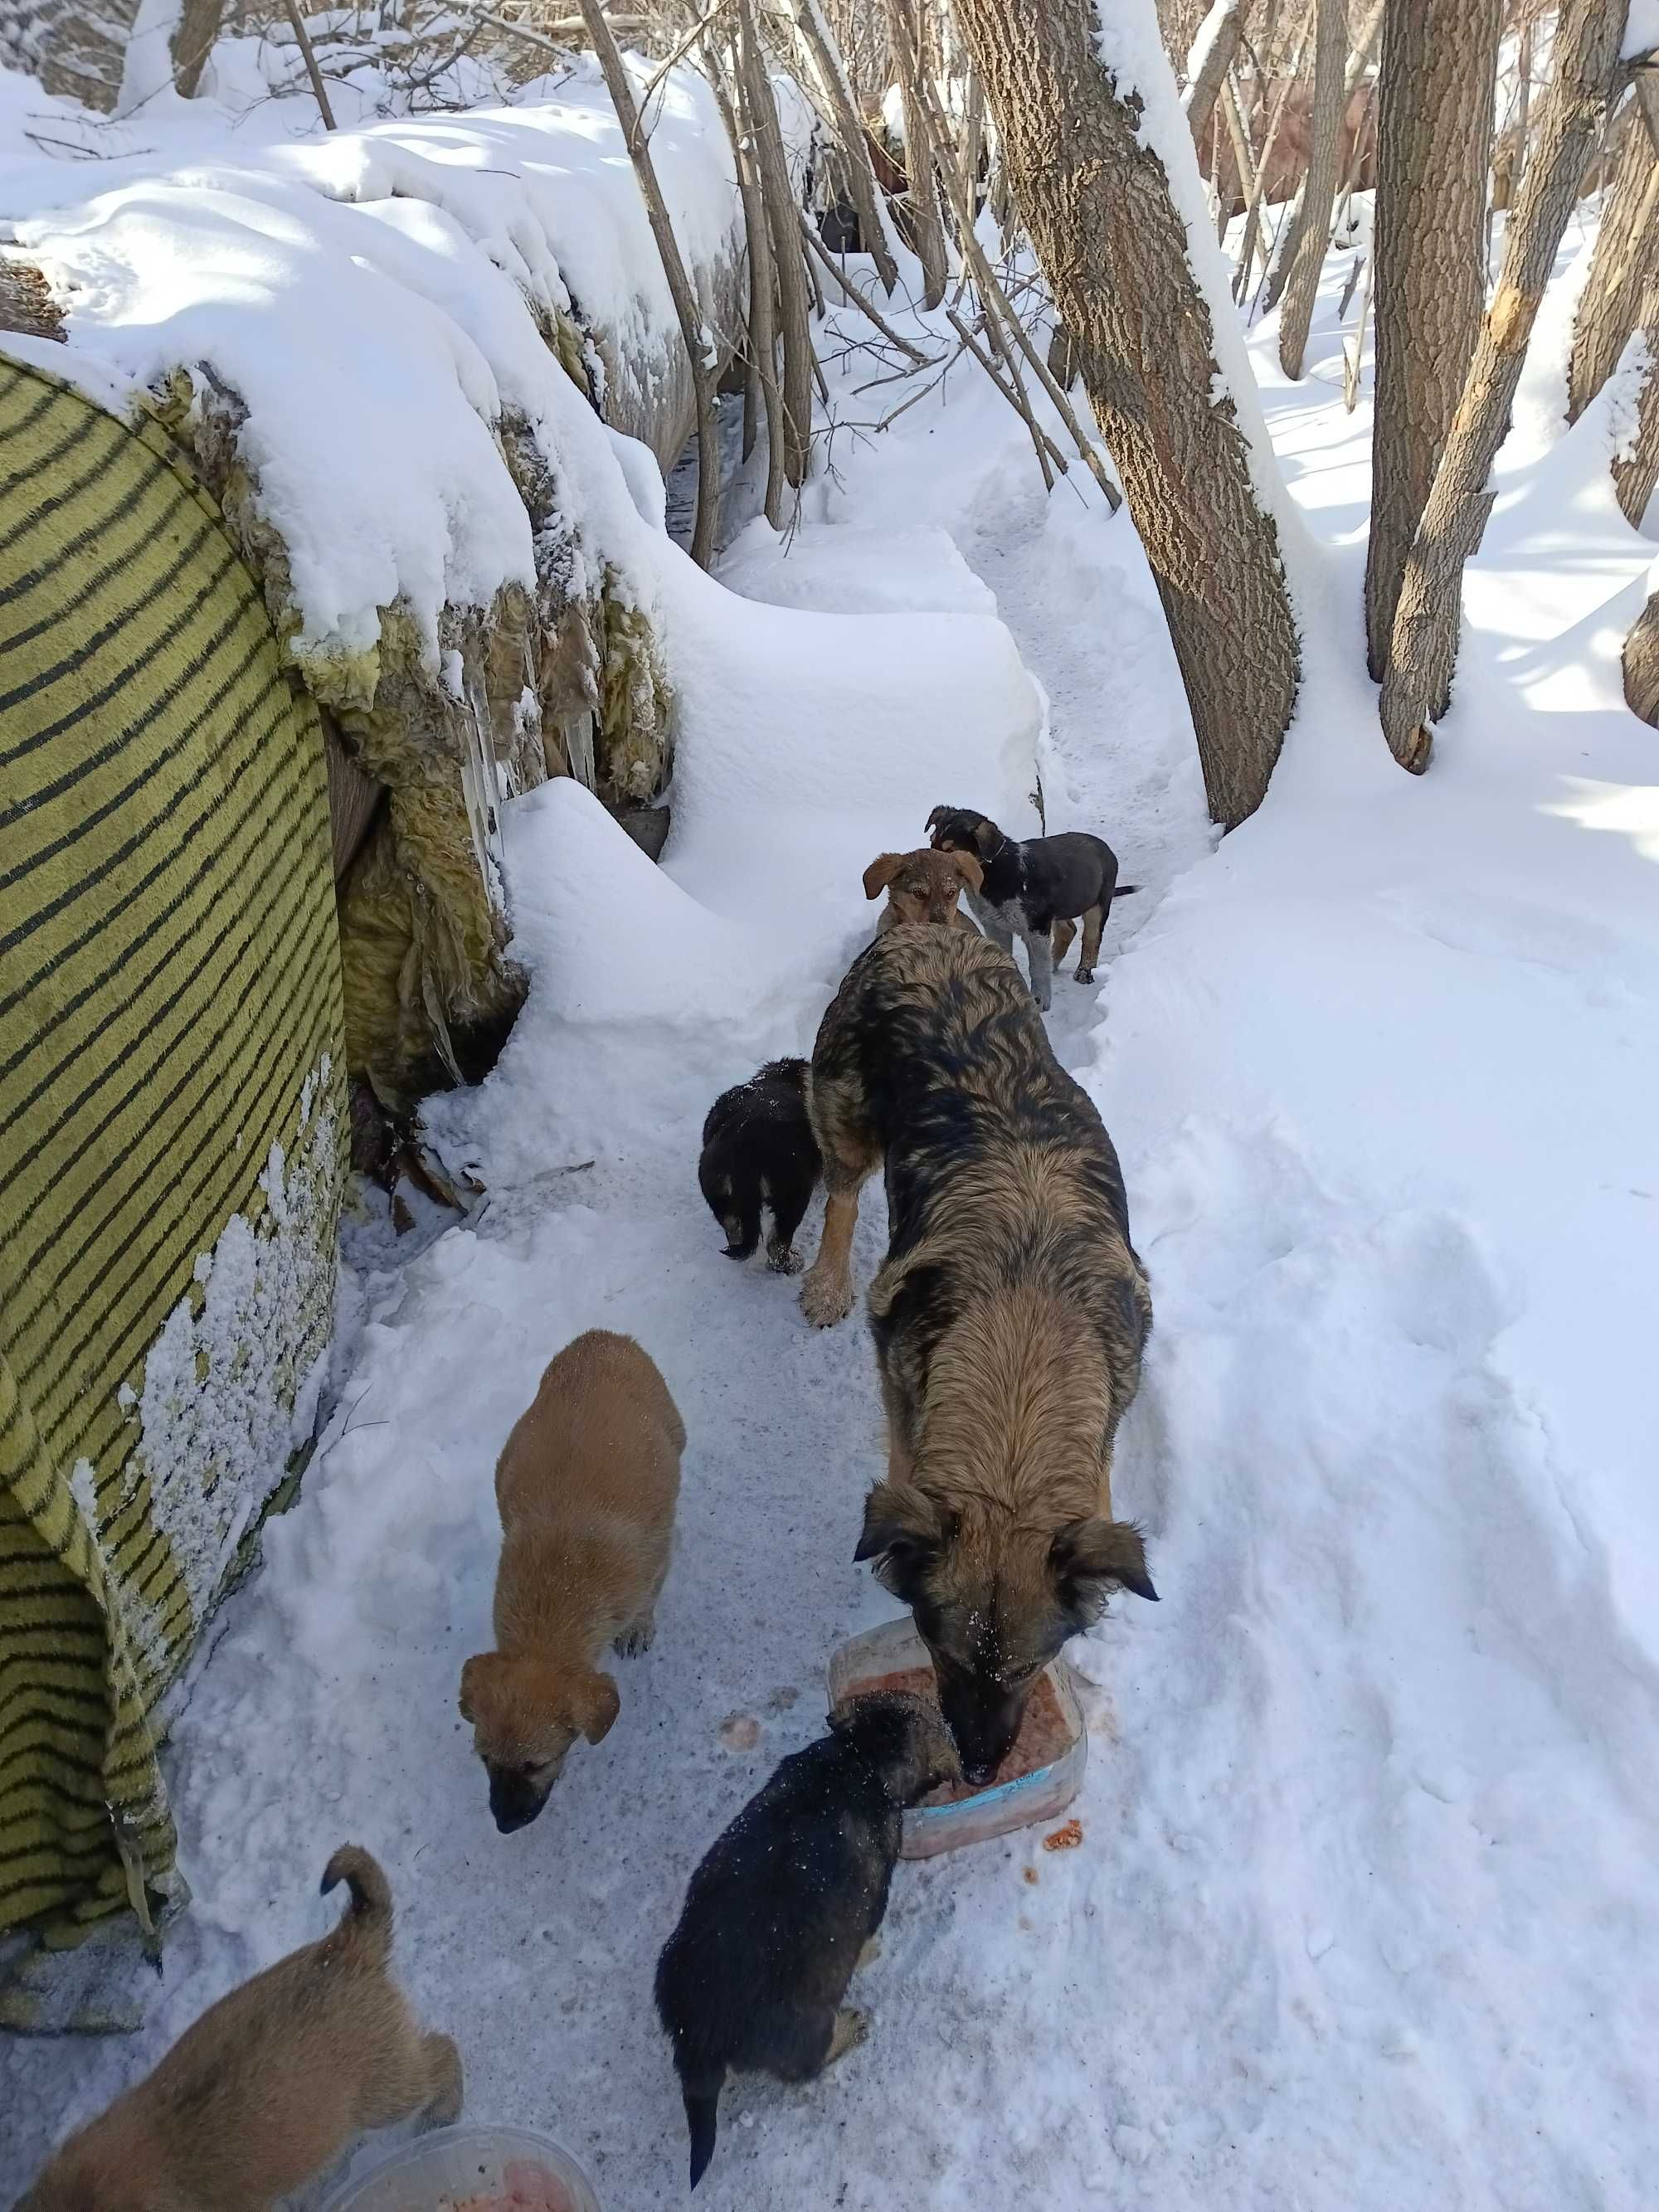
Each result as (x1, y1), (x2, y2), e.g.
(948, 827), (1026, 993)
(2, 59), (737, 661)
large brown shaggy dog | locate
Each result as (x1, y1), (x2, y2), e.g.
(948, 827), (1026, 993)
(800, 929), (1157, 1781)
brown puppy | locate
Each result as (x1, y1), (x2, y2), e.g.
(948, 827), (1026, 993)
(799, 929), (1156, 1783)
(460, 1329), (684, 1834)
(17, 1848), (460, 2212)
(863, 847), (983, 934)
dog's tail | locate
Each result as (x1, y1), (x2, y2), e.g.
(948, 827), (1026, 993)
(1112, 883), (1140, 902)
(682, 2069), (724, 2190)
(321, 1845), (393, 1964)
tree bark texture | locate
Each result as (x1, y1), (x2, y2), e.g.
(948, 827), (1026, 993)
(1184, 0), (1245, 150)
(1364, 0), (1504, 681)
(955, 0), (1301, 826)
(1568, 109), (1659, 421)
(740, 0), (815, 493)
(1613, 279), (1659, 527)
(1274, 0), (1346, 377)
(1379, 0), (1633, 772)
(705, 43), (786, 518)
(170, 0), (222, 96)
(1626, 586), (1659, 725)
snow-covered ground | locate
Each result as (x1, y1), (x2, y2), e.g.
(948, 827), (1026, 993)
(7, 58), (1659, 2212)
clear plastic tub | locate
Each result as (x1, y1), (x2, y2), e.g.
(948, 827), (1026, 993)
(827, 1617), (1086, 1860)
(320, 2123), (601, 2212)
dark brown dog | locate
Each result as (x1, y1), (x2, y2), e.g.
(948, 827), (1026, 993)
(799, 928), (1156, 1782)
(862, 847), (983, 934)
(17, 1849), (460, 2212)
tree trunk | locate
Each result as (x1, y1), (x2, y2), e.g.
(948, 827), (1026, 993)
(883, 0), (950, 309)
(740, 0), (815, 494)
(1613, 279), (1659, 527)
(171, 0), (222, 96)
(1233, 2), (1313, 304)
(1184, 0), (1246, 150)
(1274, 0), (1348, 377)
(706, 38), (787, 520)
(1568, 109), (1659, 420)
(1364, 0), (1504, 680)
(579, 0), (720, 566)
(786, 0), (902, 294)
(1626, 586), (1659, 725)
(954, 0), (1301, 826)
(1379, 0), (1633, 771)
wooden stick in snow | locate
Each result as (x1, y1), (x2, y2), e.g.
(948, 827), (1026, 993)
(281, 0), (337, 130)
(577, 0), (721, 566)
(801, 216), (934, 365)
(947, 309), (1055, 489)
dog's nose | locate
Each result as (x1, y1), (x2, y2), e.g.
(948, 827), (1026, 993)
(964, 1762), (997, 1788)
(493, 1804), (538, 1835)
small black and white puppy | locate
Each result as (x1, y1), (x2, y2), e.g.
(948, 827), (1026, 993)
(926, 805), (1136, 1010)
(654, 1693), (960, 2190)
(698, 1057), (822, 1273)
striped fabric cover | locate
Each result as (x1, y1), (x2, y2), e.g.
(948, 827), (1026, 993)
(0, 354), (346, 1951)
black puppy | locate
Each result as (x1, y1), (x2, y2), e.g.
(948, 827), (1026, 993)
(654, 1693), (960, 2190)
(926, 805), (1136, 1011)
(698, 1057), (822, 1273)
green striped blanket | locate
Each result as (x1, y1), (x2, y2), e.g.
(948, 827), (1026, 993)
(0, 352), (346, 1966)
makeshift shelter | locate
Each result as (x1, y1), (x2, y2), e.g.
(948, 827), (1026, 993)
(0, 353), (347, 1981)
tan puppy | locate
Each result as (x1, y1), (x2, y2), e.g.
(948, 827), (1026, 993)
(460, 1329), (684, 1834)
(17, 1848), (460, 2212)
(864, 847), (983, 934)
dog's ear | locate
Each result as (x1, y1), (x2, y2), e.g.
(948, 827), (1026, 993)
(863, 853), (903, 900)
(972, 816), (1000, 859)
(951, 850), (983, 893)
(854, 1481), (950, 1601)
(925, 805), (951, 833)
(574, 1670), (620, 1745)
(458, 1652), (498, 1724)
(1049, 1519), (1158, 1626)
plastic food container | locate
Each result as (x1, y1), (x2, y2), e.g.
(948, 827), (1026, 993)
(320, 2123), (601, 2212)
(827, 1618), (1085, 1860)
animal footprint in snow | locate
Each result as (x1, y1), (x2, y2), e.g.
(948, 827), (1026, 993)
(718, 1714), (761, 1752)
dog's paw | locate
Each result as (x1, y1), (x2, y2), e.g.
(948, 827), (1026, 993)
(1075, 967), (1094, 986)
(766, 1241), (803, 1276)
(615, 1621), (655, 1657)
(826, 2007), (871, 2067)
(800, 1269), (855, 1328)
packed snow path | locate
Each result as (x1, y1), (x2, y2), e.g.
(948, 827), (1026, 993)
(9, 221), (1659, 2212)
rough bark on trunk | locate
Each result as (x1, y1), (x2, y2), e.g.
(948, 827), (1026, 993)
(579, 0), (720, 566)
(1185, 0), (1245, 149)
(787, 0), (901, 294)
(171, 0), (222, 96)
(740, 0), (815, 493)
(1568, 109), (1659, 421)
(1379, 0), (1633, 771)
(955, 0), (1301, 826)
(1626, 587), (1659, 724)
(1364, 0), (1504, 679)
(883, 0), (950, 308)
(1274, 0), (1349, 377)
(1613, 280), (1659, 527)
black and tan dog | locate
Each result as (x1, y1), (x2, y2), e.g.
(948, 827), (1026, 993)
(800, 927), (1156, 1782)
(698, 1057), (822, 1272)
(654, 1692), (959, 2190)
(926, 805), (1136, 1009)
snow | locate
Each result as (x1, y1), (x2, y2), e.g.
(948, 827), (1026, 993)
(1623, 1), (1659, 61)
(8, 36), (1659, 2212)
(2, 57), (742, 667)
